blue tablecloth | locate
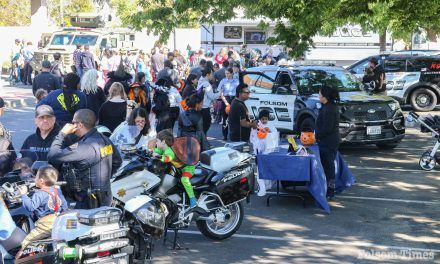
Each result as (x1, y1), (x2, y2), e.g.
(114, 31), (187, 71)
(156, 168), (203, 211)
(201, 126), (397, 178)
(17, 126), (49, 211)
(257, 145), (355, 213)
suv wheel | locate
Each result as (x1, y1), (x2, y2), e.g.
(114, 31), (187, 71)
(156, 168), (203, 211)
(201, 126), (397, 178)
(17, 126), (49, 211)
(410, 88), (437, 112)
(376, 142), (400, 149)
(298, 117), (316, 133)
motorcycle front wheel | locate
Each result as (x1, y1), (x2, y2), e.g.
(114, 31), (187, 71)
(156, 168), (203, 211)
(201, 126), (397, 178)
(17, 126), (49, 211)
(196, 202), (243, 240)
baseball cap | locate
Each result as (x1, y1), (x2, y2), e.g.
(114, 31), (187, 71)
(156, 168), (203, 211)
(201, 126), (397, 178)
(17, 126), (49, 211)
(41, 60), (51, 69)
(0, 97), (4, 108)
(35, 105), (55, 118)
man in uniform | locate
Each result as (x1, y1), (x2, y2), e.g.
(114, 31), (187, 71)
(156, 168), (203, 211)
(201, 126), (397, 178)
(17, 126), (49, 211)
(48, 109), (122, 209)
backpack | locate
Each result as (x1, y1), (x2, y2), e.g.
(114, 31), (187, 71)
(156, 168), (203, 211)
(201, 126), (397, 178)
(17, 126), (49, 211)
(153, 89), (170, 113)
(171, 137), (200, 166)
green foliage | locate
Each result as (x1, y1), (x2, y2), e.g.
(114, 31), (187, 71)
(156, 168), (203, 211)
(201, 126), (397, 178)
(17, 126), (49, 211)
(0, 0), (31, 26)
(111, 0), (440, 55)
(110, 0), (201, 43)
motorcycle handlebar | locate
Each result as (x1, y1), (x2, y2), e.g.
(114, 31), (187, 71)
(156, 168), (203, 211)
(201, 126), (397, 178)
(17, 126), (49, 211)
(409, 111), (420, 119)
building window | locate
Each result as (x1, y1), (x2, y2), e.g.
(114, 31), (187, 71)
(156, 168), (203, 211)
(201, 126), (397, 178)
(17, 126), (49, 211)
(245, 31), (266, 44)
(224, 26), (242, 39)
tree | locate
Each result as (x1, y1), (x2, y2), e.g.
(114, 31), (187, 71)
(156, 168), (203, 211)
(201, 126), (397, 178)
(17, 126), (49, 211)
(110, 0), (200, 43)
(0, 0), (31, 26)
(111, 0), (440, 56)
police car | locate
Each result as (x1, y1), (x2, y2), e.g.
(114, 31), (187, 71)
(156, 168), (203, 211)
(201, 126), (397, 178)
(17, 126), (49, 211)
(347, 52), (440, 111)
(240, 63), (405, 148)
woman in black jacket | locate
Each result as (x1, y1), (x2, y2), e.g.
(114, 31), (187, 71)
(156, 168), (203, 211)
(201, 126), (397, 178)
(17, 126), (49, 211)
(152, 77), (172, 132)
(182, 73), (199, 100)
(99, 82), (128, 132)
(81, 69), (106, 117)
(315, 85), (340, 199)
(178, 90), (210, 151)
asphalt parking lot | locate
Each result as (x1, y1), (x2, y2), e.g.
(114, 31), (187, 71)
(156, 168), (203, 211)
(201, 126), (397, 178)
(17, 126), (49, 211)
(151, 111), (440, 264)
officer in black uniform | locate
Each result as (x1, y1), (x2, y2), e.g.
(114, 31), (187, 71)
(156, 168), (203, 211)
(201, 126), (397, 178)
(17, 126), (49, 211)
(48, 109), (122, 209)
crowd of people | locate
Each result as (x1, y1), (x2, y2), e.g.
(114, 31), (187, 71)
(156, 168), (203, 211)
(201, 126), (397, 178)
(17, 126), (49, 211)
(0, 41), (348, 249)
(2, 42), (291, 195)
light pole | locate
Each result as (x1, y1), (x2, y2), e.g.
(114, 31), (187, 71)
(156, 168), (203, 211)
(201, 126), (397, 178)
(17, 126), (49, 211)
(173, 0), (177, 51)
(60, 0), (64, 27)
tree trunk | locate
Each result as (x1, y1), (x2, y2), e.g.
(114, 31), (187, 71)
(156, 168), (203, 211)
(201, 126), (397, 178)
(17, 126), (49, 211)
(379, 30), (387, 52)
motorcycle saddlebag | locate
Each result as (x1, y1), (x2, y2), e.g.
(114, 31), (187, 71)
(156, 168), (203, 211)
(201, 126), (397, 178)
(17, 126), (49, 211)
(15, 240), (58, 264)
(214, 163), (254, 205)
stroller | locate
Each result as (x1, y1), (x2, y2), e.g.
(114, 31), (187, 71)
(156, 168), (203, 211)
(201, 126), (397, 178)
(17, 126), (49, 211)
(407, 112), (440, 171)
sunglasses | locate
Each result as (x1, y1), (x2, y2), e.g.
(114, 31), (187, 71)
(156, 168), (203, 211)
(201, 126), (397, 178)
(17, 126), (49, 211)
(241, 91), (250, 94)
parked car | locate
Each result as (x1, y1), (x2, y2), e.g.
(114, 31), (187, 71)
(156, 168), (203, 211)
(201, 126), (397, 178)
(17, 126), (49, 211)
(347, 53), (440, 111)
(240, 64), (405, 148)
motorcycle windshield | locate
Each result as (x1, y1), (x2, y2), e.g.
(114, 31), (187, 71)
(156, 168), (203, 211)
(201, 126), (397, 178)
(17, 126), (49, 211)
(110, 123), (140, 147)
(1, 150), (41, 183)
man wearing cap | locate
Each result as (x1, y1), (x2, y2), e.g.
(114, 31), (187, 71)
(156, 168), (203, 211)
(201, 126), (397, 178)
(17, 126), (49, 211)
(48, 109), (122, 209)
(20, 105), (67, 162)
(32, 60), (61, 95)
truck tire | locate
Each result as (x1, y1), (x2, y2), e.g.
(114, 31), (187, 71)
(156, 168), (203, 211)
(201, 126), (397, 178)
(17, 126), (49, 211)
(410, 88), (437, 112)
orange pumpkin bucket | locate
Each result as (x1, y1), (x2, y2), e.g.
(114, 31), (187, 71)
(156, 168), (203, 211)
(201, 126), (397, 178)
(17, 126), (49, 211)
(300, 130), (315, 147)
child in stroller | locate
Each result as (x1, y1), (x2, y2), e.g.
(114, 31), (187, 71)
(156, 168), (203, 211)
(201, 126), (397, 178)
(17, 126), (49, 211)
(408, 112), (440, 171)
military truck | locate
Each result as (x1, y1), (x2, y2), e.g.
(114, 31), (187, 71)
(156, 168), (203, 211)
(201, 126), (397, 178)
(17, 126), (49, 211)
(32, 27), (137, 73)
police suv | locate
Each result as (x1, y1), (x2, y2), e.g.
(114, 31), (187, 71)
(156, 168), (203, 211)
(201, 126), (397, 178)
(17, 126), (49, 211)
(241, 63), (405, 148)
(347, 52), (440, 111)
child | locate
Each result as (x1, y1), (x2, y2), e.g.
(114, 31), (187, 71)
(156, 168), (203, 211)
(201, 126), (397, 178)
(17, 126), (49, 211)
(153, 130), (198, 208)
(250, 110), (278, 196)
(250, 110), (278, 154)
(19, 165), (68, 249)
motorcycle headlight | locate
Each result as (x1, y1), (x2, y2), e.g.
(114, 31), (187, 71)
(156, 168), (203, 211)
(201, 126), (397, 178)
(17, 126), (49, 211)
(388, 102), (400, 111)
(136, 203), (166, 230)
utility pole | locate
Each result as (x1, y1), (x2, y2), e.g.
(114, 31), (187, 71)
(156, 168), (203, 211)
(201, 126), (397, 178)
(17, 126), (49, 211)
(173, 0), (177, 51)
(60, 0), (64, 27)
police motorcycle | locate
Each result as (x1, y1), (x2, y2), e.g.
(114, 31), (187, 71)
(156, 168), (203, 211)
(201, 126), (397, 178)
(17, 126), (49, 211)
(0, 180), (134, 264)
(108, 124), (255, 248)
(104, 125), (163, 261)
(0, 151), (43, 234)
(0, 152), (135, 263)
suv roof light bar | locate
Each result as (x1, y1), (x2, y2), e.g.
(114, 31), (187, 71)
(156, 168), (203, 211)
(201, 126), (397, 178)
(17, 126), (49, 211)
(279, 60), (337, 67)
(62, 27), (93, 31)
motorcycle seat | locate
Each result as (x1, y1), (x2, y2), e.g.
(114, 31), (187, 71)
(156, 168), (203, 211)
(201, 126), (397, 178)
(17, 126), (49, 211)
(76, 206), (121, 219)
(122, 160), (144, 173)
(190, 168), (211, 186)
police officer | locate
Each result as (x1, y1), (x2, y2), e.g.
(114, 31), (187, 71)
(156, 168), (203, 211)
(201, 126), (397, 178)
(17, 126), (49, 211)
(48, 109), (122, 209)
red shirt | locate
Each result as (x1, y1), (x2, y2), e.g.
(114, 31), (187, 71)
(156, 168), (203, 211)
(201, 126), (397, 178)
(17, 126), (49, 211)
(215, 54), (227, 65)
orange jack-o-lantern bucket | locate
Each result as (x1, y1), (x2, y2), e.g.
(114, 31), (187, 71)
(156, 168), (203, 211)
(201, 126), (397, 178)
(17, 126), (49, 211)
(257, 127), (269, 139)
(300, 130), (315, 147)
(180, 100), (189, 110)
(225, 105), (231, 114)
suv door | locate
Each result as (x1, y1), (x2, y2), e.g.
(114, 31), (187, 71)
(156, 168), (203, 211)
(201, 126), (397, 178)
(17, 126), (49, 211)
(240, 71), (296, 131)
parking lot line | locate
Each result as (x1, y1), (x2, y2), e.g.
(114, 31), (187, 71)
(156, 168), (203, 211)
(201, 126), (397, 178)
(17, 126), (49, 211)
(348, 166), (437, 173)
(264, 192), (439, 205)
(178, 230), (440, 253)
(336, 195), (439, 205)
